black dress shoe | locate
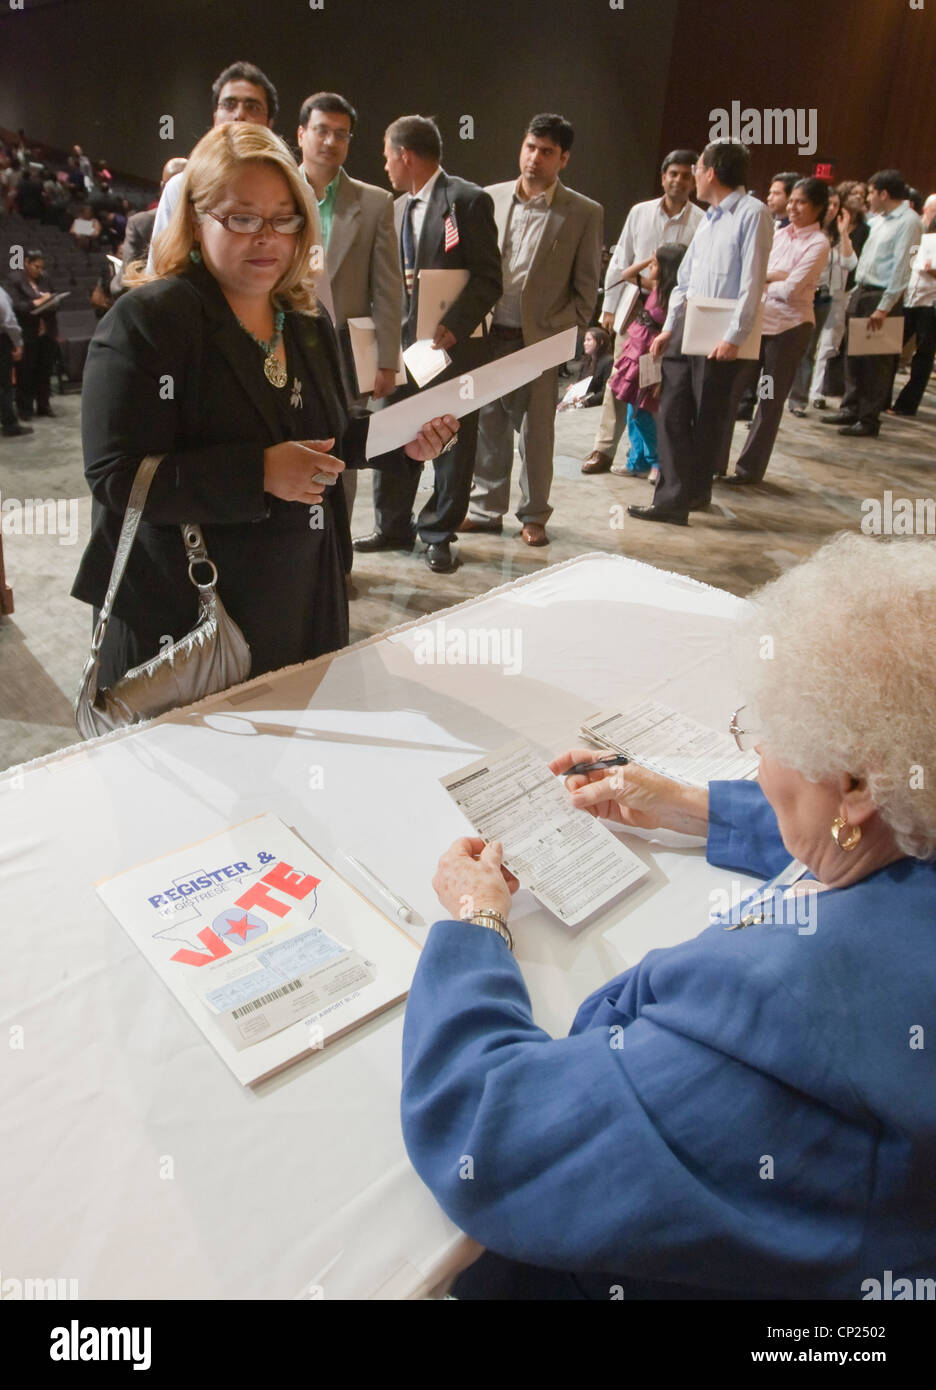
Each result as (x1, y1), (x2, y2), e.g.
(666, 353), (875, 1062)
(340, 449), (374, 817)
(787, 405), (807, 418)
(36, 407), (56, 418)
(838, 421), (879, 437)
(724, 473), (759, 486)
(352, 530), (415, 552)
(2, 425), (33, 437)
(627, 503), (689, 526)
(425, 541), (456, 573)
(819, 410), (857, 425)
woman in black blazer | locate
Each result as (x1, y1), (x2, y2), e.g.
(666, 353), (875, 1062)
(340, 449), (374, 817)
(72, 122), (453, 687)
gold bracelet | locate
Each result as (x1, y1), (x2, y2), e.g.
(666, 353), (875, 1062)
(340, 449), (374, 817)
(466, 909), (514, 952)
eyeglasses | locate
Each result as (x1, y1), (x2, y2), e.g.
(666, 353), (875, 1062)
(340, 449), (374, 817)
(206, 210), (306, 235)
(307, 124), (353, 145)
(217, 97), (267, 117)
(729, 705), (759, 752)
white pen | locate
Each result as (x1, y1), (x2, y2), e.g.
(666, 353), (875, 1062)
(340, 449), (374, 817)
(340, 852), (414, 922)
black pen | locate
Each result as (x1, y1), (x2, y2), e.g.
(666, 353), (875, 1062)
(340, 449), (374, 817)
(564, 754), (630, 776)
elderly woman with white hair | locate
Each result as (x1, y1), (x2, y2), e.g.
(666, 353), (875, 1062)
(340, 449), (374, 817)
(401, 533), (936, 1300)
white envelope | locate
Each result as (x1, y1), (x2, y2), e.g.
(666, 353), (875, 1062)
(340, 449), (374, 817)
(416, 269), (486, 339)
(682, 297), (764, 359)
(346, 317), (406, 395)
(847, 315), (904, 356)
(402, 338), (450, 388)
(365, 326), (577, 458)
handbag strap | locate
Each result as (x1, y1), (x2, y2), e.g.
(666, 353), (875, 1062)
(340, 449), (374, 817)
(90, 454), (216, 656)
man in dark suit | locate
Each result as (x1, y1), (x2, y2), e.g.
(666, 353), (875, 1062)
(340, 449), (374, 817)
(9, 251), (60, 419)
(354, 115), (502, 573)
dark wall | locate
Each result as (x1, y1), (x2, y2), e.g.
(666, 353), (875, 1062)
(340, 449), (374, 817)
(0, 0), (681, 239)
(659, 0), (936, 201)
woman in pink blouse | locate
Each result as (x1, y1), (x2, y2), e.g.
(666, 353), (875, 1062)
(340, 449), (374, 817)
(724, 177), (830, 486)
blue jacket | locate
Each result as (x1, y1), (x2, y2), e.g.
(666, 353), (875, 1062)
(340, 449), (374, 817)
(401, 781), (936, 1298)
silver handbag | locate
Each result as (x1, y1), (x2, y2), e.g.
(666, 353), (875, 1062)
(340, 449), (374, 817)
(74, 453), (251, 741)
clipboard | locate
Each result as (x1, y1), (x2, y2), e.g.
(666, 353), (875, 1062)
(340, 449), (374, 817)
(682, 296), (764, 359)
(846, 315), (904, 356)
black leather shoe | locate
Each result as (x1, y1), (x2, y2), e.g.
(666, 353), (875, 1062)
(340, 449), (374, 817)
(425, 541), (456, 573)
(352, 530), (415, 552)
(819, 410), (857, 425)
(36, 407), (56, 417)
(787, 405), (807, 418)
(838, 421), (879, 437)
(627, 503), (689, 526)
(723, 473), (759, 486)
(2, 425), (33, 436)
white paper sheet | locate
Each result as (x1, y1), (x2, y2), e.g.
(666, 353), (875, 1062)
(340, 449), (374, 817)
(580, 701), (759, 787)
(560, 376), (592, 405)
(365, 326), (577, 458)
(402, 338), (451, 387)
(846, 315), (904, 356)
(346, 316), (406, 394)
(441, 740), (649, 927)
(416, 268), (486, 339)
(96, 813), (420, 1085)
(682, 297), (764, 359)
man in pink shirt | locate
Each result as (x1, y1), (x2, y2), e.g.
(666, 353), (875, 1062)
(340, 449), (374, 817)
(724, 177), (830, 486)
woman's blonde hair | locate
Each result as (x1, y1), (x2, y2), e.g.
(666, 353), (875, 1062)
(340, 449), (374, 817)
(125, 123), (322, 313)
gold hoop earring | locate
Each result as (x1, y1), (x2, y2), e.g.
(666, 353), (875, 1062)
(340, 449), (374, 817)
(831, 816), (861, 851)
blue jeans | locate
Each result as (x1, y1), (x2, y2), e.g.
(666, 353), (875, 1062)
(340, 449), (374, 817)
(626, 404), (658, 470)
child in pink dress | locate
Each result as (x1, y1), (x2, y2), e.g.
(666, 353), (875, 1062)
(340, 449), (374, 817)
(608, 242), (687, 482)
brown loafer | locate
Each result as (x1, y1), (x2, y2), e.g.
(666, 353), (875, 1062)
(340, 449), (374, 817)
(457, 515), (503, 534)
(521, 523), (549, 546)
(581, 451), (613, 474)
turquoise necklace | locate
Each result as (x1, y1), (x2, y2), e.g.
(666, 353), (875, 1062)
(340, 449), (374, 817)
(239, 307), (287, 388)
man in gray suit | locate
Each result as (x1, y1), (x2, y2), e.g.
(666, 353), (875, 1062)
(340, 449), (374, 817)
(461, 114), (603, 545)
(297, 92), (403, 520)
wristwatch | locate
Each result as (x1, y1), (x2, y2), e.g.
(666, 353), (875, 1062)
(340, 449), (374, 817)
(466, 908), (513, 952)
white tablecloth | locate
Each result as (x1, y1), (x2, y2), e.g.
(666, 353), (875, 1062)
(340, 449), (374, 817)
(0, 554), (762, 1299)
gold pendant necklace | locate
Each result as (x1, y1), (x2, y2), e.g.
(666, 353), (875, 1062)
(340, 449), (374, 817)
(264, 352), (288, 388)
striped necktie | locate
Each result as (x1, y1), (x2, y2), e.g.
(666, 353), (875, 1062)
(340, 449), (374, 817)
(402, 196), (417, 299)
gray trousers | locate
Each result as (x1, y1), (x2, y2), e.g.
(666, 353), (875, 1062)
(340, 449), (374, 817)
(469, 334), (559, 524)
(734, 320), (814, 482)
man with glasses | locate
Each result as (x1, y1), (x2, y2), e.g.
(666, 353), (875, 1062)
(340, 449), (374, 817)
(297, 93), (402, 523)
(146, 62), (278, 274)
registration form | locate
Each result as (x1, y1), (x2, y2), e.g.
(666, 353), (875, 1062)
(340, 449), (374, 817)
(441, 741), (649, 927)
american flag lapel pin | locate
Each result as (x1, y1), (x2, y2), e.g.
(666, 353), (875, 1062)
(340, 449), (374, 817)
(444, 209), (459, 252)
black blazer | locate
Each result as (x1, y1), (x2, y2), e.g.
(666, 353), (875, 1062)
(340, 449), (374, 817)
(8, 269), (59, 341)
(71, 262), (368, 637)
(397, 170), (502, 372)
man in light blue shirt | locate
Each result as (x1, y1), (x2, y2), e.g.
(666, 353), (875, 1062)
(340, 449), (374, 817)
(820, 169), (922, 437)
(629, 141), (773, 526)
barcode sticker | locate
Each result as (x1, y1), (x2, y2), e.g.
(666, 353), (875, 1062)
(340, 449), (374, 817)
(231, 978), (305, 1020)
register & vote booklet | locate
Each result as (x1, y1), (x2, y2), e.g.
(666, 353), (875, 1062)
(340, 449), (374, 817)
(96, 813), (420, 1085)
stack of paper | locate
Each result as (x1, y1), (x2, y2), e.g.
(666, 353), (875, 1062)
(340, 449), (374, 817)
(579, 701), (759, 787)
(442, 740), (649, 927)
